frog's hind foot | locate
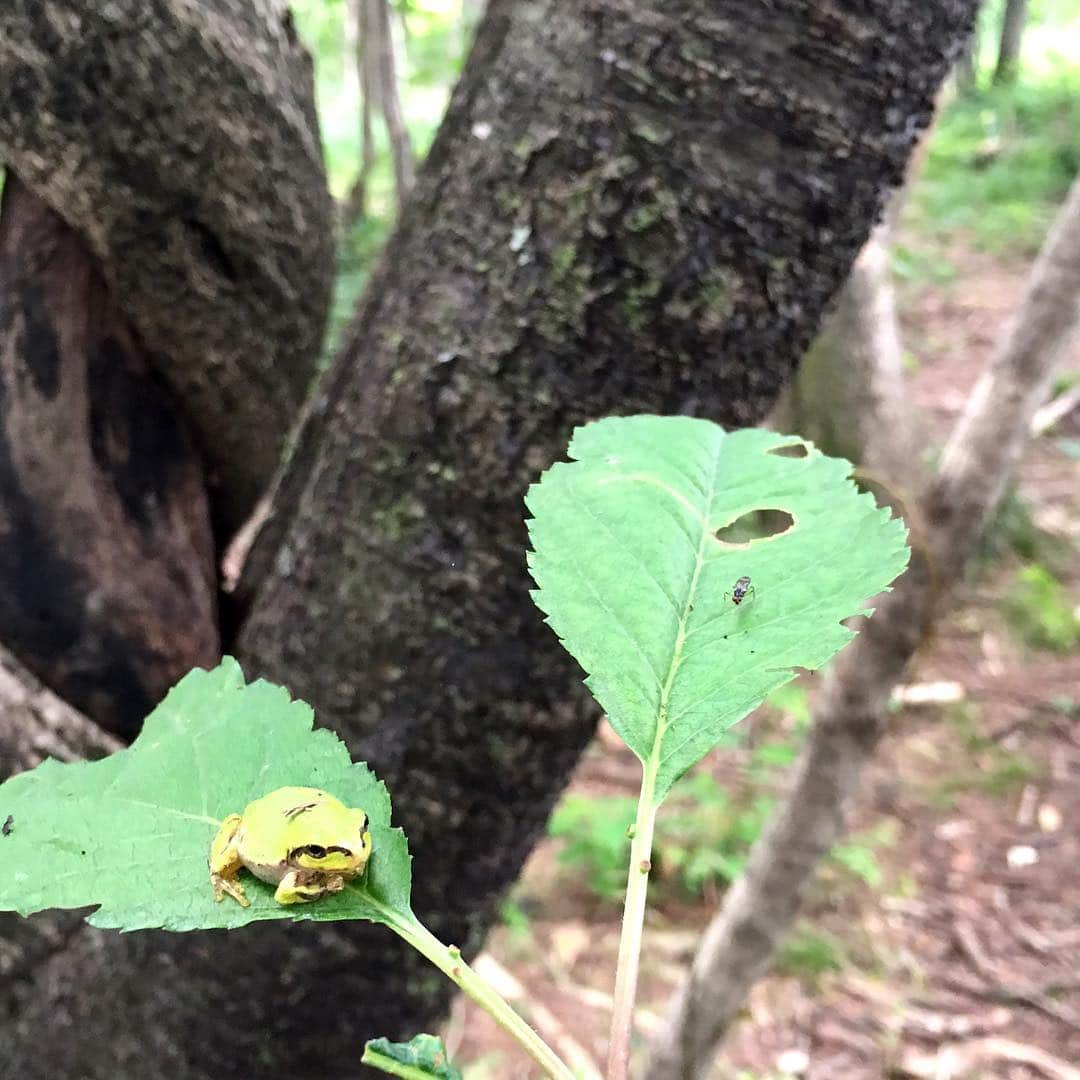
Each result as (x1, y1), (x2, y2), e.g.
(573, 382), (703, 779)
(212, 871), (251, 908)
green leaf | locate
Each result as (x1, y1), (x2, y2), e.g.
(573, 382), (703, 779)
(526, 416), (910, 802)
(0, 658), (413, 931)
(363, 1035), (462, 1080)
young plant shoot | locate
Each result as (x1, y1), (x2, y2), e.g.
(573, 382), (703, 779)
(525, 416), (909, 1079)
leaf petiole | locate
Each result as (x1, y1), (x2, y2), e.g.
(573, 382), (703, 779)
(374, 903), (576, 1080)
(605, 755), (660, 1080)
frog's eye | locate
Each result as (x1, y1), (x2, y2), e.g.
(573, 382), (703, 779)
(303, 845), (327, 859)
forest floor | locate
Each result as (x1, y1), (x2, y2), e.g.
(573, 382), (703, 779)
(447, 241), (1080, 1080)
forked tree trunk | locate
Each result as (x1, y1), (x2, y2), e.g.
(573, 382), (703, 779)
(343, 0), (415, 222)
(235, 0), (970, 1064)
(0, 0), (975, 1075)
(645, 171), (1080, 1080)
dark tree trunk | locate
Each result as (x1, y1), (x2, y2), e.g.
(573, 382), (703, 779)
(0, 0), (335, 534)
(0, 0), (975, 1076)
(0, 175), (218, 737)
(993, 0), (1028, 84)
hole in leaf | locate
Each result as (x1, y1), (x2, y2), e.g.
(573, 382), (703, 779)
(767, 441), (809, 458)
(714, 508), (794, 546)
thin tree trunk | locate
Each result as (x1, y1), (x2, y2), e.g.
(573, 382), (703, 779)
(342, 0), (378, 226)
(0, 0), (976, 1074)
(0, 0), (335, 533)
(0, 175), (219, 737)
(771, 220), (921, 491)
(645, 171), (1080, 1080)
(372, 0), (416, 210)
(955, 21), (979, 93)
(993, 0), (1028, 84)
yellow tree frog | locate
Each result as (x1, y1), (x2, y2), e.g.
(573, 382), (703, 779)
(209, 786), (372, 907)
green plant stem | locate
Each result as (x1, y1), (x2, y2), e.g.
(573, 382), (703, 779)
(606, 756), (660, 1080)
(377, 904), (575, 1080)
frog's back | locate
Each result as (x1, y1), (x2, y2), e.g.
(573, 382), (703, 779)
(243, 787), (336, 829)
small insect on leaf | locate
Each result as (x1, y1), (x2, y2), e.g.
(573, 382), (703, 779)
(2, 814), (13, 837)
(728, 575), (756, 606)
(525, 417), (911, 802)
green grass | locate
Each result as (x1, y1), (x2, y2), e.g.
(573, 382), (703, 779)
(775, 927), (846, 986)
(1002, 563), (1080, 652)
(547, 775), (776, 905)
(326, 214), (395, 357)
(908, 65), (1080, 257)
(978, 488), (1075, 577)
(549, 736), (898, 905)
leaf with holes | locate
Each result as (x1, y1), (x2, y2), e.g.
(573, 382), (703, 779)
(526, 416), (910, 802)
(0, 658), (413, 931)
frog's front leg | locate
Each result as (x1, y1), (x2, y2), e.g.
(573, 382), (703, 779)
(274, 870), (346, 905)
(209, 814), (250, 907)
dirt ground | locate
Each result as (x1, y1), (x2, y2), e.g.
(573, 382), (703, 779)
(447, 243), (1080, 1080)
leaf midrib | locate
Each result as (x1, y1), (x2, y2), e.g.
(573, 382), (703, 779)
(649, 433), (724, 780)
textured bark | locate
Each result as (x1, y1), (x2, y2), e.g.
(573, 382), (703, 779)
(993, 0), (1028, 85)
(0, 1), (974, 1075)
(0, 175), (219, 737)
(645, 172), (1080, 1080)
(0, 0), (335, 532)
(0, 642), (121, 779)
